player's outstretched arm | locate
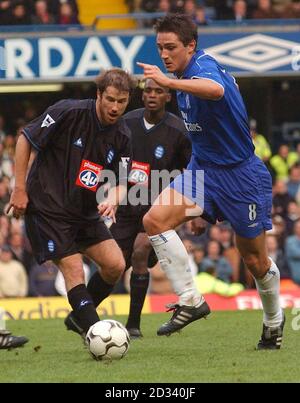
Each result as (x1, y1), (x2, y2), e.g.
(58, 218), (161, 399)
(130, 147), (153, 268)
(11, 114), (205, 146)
(137, 62), (224, 100)
(6, 134), (31, 219)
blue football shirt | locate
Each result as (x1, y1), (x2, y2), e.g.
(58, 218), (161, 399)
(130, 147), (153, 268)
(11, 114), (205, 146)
(177, 50), (254, 165)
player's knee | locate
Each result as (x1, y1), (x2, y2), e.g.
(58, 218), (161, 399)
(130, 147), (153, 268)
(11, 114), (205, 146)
(143, 211), (162, 235)
(242, 253), (269, 276)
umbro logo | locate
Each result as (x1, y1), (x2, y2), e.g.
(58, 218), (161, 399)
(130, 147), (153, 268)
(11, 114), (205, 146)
(74, 138), (83, 148)
(248, 222), (259, 228)
(41, 114), (55, 128)
(79, 300), (90, 308)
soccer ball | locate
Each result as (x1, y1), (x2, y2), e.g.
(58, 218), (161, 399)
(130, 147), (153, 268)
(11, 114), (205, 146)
(86, 320), (130, 361)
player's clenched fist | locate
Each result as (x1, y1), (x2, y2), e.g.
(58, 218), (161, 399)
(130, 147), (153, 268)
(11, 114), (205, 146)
(6, 188), (28, 219)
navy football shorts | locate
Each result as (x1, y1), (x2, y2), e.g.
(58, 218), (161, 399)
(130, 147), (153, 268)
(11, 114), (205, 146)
(25, 213), (112, 264)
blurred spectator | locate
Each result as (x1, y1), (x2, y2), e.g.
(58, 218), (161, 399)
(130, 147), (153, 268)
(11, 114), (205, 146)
(266, 234), (289, 278)
(29, 261), (59, 296)
(250, 118), (272, 163)
(31, 0), (55, 25)
(285, 220), (300, 285)
(202, 240), (233, 283)
(230, 0), (249, 22)
(9, 2), (31, 25)
(0, 180), (9, 214)
(0, 214), (10, 239)
(192, 245), (205, 272)
(282, 0), (300, 18)
(214, 0), (233, 19)
(126, 0), (139, 13)
(252, 0), (279, 19)
(178, 220), (206, 245)
(270, 144), (298, 181)
(286, 201), (300, 235)
(158, 0), (172, 12)
(287, 163), (300, 200)
(0, 244), (28, 297)
(149, 262), (173, 294)
(47, 0), (79, 22)
(182, 238), (198, 276)
(219, 224), (241, 282)
(0, 0), (12, 25)
(269, 214), (287, 250)
(8, 231), (32, 271)
(171, 0), (185, 13)
(272, 179), (295, 219)
(183, 0), (197, 16)
(0, 115), (6, 143)
(140, 0), (157, 13)
(208, 225), (222, 243)
(195, 5), (209, 25)
(57, 2), (80, 25)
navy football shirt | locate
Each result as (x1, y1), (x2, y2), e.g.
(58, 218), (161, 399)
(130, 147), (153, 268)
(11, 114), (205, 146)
(23, 99), (132, 223)
(177, 50), (254, 165)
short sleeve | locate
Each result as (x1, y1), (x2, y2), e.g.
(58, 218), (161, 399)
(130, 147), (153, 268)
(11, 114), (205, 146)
(22, 101), (68, 151)
(191, 56), (225, 89)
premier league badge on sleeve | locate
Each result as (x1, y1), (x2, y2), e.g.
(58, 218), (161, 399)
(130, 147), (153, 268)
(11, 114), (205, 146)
(76, 159), (103, 192)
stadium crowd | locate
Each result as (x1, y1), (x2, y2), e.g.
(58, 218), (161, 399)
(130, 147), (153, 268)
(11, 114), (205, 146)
(1, 0), (300, 27)
(1, 102), (300, 298)
(0, 0), (79, 25)
(128, 0), (300, 25)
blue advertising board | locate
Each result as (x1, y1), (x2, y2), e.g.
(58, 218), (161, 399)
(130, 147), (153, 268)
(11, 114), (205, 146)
(0, 29), (299, 82)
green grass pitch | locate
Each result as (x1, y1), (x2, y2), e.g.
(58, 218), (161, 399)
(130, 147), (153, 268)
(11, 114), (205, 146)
(1, 310), (299, 383)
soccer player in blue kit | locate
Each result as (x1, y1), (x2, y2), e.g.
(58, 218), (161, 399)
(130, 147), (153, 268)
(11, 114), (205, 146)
(138, 14), (285, 349)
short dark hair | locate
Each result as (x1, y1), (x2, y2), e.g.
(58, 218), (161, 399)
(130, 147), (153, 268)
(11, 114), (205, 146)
(155, 14), (198, 49)
(95, 68), (136, 96)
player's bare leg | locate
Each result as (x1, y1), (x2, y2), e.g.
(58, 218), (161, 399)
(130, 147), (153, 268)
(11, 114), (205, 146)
(143, 187), (210, 336)
(236, 232), (285, 350)
(126, 233), (153, 338)
(59, 254), (99, 337)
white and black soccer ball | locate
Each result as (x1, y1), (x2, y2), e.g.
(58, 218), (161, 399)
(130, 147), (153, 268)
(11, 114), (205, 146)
(86, 320), (130, 361)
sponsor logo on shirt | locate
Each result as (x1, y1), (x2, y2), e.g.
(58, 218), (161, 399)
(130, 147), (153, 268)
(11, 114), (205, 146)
(76, 159), (103, 192)
(154, 145), (165, 159)
(128, 160), (150, 186)
(41, 114), (55, 128)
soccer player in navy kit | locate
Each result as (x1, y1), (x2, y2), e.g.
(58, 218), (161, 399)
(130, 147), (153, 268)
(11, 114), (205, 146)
(138, 14), (284, 349)
(112, 79), (191, 338)
(7, 69), (136, 339)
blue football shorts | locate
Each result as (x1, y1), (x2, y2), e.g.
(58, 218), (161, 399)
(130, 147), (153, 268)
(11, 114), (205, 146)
(170, 154), (272, 239)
